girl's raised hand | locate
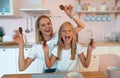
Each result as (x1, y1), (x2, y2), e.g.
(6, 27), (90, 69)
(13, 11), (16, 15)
(88, 38), (96, 51)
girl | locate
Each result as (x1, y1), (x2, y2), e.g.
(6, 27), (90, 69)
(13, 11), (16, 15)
(14, 5), (85, 73)
(44, 22), (95, 72)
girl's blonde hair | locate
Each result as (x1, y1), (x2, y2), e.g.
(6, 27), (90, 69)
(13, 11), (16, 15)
(35, 15), (53, 43)
(57, 22), (77, 60)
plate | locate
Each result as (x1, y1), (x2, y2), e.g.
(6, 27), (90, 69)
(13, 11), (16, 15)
(67, 72), (83, 78)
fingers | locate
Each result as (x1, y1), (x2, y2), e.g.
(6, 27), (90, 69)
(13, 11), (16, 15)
(64, 5), (73, 10)
(88, 38), (96, 50)
(59, 5), (65, 10)
(43, 40), (46, 46)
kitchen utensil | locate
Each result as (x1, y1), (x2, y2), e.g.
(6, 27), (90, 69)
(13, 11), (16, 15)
(25, 17), (30, 33)
(30, 17), (33, 32)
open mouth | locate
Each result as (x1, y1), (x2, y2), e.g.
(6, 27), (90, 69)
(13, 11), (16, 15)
(45, 29), (51, 32)
(65, 36), (71, 40)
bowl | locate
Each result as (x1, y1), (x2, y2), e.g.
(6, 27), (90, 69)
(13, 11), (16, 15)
(107, 66), (120, 78)
(67, 72), (83, 78)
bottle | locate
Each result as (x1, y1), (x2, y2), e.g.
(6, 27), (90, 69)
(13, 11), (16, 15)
(100, 1), (107, 11)
(76, 4), (82, 12)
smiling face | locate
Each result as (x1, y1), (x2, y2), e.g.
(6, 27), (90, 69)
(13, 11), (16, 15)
(58, 22), (77, 60)
(60, 22), (74, 45)
(39, 17), (53, 37)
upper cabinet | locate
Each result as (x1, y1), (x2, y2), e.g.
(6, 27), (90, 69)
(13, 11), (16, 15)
(0, 0), (19, 16)
(0, 0), (50, 17)
(19, 9), (50, 16)
(19, 0), (50, 16)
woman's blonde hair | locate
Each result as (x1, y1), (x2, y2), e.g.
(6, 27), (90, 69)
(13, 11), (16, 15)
(35, 15), (53, 43)
(57, 22), (77, 60)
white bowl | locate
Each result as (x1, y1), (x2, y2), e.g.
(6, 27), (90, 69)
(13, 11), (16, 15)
(107, 66), (120, 78)
(67, 72), (83, 78)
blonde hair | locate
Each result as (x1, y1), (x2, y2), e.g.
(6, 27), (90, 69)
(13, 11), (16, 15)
(57, 22), (77, 60)
(35, 15), (53, 43)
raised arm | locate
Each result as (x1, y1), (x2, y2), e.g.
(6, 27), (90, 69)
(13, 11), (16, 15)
(78, 39), (95, 68)
(13, 32), (32, 71)
(43, 44), (57, 68)
(63, 5), (85, 33)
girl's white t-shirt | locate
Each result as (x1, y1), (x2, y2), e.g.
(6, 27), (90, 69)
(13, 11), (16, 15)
(52, 44), (84, 72)
(27, 33), (58, 72)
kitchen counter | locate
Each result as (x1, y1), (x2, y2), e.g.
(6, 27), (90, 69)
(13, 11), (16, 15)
(2, 71), (107, 78)
(0, 41), (33, 48)
(80, 41), (120, 46)
(0, 41), (120, 48)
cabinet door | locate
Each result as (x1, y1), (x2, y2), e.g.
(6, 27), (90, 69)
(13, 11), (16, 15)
(16, 48), (38, 74)
(92, 46), (109, 55)
(79, 55), (100, 71)
(0, 0), (19, 16)
(0, 48), (16, 78)
(83, 46), (109, 55)
(109, 46), (120, 55)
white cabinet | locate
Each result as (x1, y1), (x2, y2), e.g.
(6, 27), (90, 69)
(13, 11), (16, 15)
(0, 48), (16, 78)
(0, 0), (19, 16)
(16, 48), (38, 74)
(109, 46), (120, 55)
(80, 46), (110, 71)
(92, 46), (110, 55)
(80, 55), (100, 71)
(83, 46), (109, 55)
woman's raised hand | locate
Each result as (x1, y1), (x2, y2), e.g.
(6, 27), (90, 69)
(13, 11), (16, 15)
(13, 30), (24, 45)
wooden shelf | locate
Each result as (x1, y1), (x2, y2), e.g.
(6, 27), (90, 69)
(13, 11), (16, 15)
(19, 9), (50, 16)
(77, 10), (120, 13)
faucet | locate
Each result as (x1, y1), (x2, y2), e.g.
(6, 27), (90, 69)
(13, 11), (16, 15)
(86, 29), (93, 39)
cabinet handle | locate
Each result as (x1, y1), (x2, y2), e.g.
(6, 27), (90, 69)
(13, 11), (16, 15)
(93, 56), (96, 58)
(25, 48), (28, 51)
(2, 13), (4, 15)
(2, 49), (6, 51)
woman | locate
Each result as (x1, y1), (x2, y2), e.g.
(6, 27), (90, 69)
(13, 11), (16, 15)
(43, 22), (95, 72)
(14, 5), (85, 73)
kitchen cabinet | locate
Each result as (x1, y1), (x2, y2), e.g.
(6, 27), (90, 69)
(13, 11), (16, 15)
(0, 48), (16, 78)
(19, 9), (50, 16)
(0, 0), (19, 16)
(80, 46), (110, 71)
(109, 46), (120, 56)
(80, 55), (100, 71)
(83, 46), (109, 55)
(19, 0), (50, 16)
(16, 48), (38, 74)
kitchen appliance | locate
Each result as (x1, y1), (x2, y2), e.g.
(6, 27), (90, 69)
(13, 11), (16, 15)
(2, 35), (14, 42)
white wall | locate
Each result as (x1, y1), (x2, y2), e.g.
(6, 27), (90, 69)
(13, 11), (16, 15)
(0, 0), (120, 43)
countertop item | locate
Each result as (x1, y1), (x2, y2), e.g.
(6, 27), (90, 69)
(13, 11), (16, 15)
(0, 42), (120, 48)
(2, 71), (107, 78)
(0, 27), (4, 37)
(2, 35), (14, 42)
(107, 66), (120, 78)
(67, 72), (83, 78)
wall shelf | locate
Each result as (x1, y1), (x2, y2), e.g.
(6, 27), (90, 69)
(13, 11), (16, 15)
(19, 8), (50, 16)
(77, 0), (120, 19)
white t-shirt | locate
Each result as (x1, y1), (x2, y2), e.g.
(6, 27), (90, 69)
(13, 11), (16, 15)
(52, 43), (84, 72)
(28, 33), (58, 72)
